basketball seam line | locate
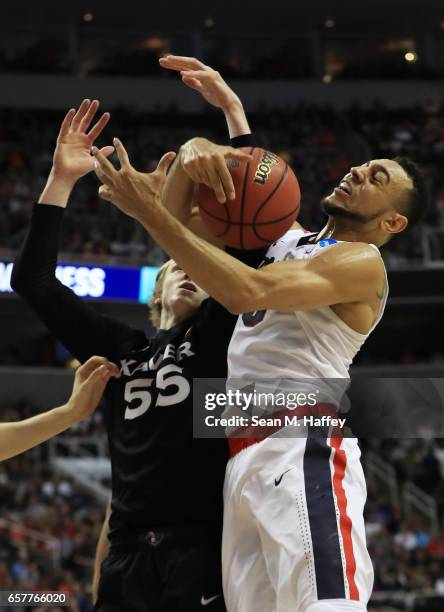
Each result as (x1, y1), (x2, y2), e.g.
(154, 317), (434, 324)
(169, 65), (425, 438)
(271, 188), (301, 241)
(252, 163), (291, 241)
(218, 198), (232, 238)
(239, 147), (254, 250)
(252, 163), (289, 225)
(198, 203), (300, 227)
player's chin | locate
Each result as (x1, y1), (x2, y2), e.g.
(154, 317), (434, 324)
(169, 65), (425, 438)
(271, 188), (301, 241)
(175, 290), (205, 312)
(321, 194), (347, 215)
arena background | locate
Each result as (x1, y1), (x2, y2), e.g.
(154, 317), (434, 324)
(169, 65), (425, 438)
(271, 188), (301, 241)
(0, 1), (444, 610)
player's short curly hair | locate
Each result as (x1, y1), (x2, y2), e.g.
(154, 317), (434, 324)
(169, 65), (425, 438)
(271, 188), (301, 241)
(148, 260), (171, 329)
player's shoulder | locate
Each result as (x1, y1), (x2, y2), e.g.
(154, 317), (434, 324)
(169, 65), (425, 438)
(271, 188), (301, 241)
(192, 297), (237, 342)
(311, 240), (385, 278)
(333, 240), (384, 264)
(118, 329), (152, 357)
(319, 238), (381, 260)
(196, 296), (236, 323)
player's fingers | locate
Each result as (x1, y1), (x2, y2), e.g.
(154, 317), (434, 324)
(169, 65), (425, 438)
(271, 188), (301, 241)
(87, 112), (111, 142)
(71, 98), (91, 131)
(94, 361), (120, 379)
(106, 362), (120, 378)
(113, 138), (132, 170)
(82, 365), (112, 396)
(79, 99), (99, 133)
(91, 146), (117, 179)
(156, 151), (177, 175)
(224, 148), (253, 162)
(58, 108), (76, 139)
(159, 55), (206, 71)
(90, 364), (112, 381)
(182, 157), (206, 184)
(208, 172), (226, 203)
(99, 145), (115, 158)
(94, 162), (114, 187)
(76, 356), (109, 381)
(98, 184), (113, 200)
(199, 157), (224, 200)
(212, 154), (235, 201)
(181, 75), (204, 92)
(180, 69), (216, 82)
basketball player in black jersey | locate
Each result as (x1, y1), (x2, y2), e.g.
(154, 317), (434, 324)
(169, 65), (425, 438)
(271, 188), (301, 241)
(11, 83), (257, 610)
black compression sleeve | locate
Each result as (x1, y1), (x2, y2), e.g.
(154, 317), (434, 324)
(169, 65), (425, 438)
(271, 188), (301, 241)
(230, 134), (256, 148)
(11, 204), (145, 363)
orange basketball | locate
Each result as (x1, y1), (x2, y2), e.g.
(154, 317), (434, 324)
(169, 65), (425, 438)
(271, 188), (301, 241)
(197, 147), (301, 250)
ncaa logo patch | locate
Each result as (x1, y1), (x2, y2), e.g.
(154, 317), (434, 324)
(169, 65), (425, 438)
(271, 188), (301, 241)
(319, 238), (337, 248)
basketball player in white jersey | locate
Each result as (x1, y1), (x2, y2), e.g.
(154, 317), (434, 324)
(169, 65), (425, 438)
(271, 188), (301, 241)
(92, 78), (429, 611)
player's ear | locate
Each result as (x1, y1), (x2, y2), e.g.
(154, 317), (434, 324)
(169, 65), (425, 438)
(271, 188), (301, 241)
(154, 297), (162, 306)
(382, 212), (408, 236)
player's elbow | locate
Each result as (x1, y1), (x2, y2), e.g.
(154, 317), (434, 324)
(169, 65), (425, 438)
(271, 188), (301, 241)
(10, 262), (48, 300)
(224, 275), (268, 314)
(226, 298), (254, 315)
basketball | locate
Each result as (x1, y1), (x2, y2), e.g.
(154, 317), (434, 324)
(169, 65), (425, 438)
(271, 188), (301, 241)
(197, 147), (301, 249)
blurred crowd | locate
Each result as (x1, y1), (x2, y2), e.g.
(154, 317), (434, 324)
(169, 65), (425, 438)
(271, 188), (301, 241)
(0, 107), (174, 264)
(0, 404), (107, 612)
(1, 100), (444, 266)
(0, 402), (443, 610)
(0, 33), (442, 81)
(365, 440), (444, 611)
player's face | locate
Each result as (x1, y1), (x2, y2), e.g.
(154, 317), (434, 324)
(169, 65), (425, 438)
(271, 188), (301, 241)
(161, 261), (208, 321)
(321, 159), (413, 224)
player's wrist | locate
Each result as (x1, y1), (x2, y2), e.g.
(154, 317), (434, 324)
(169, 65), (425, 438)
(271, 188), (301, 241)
(63, 399), (89, 425)
(221, 96), (243, 115)
(53, 403), (78, 428)
(49, 163), (79, 183)
(223, 102), (251, 139)
(38, 170), (75, 207)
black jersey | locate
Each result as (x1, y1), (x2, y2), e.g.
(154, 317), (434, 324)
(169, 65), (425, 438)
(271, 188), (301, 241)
(12, 198), (263, 541)
(103, 297), (236, 539)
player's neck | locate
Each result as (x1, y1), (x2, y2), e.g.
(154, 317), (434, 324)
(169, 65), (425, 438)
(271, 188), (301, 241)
(320, 218), (382, 246)
(159, 310), (182, 330)
(317, 219), (335, 241)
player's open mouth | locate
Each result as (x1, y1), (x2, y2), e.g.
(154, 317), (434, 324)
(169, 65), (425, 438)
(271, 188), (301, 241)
(338, 180), (352, 195)
(334, 180), (352, 200)
(179, 281), (197, 293)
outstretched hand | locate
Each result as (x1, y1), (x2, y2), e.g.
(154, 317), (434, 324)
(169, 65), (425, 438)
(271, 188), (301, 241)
(93, 138), (176, 220)
(159, 55), (241, 112)
(52, 99), (114, 183)
(68, 356), (120, 422)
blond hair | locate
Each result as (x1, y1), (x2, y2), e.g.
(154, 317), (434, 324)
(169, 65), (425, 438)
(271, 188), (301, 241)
(148, 260), (171, 329)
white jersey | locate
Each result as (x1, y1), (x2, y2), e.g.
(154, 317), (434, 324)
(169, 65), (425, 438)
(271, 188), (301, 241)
(224, 228), (383, 611)
(227, 228), (388, 387)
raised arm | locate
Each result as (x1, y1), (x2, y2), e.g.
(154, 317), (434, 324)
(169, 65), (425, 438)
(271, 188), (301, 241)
(93, 143), (385, 321)
(159, 56), (253, 241)
(0, 357), (119, 462)
(11, 100), (145, 363)
(159, 55), (250, 139)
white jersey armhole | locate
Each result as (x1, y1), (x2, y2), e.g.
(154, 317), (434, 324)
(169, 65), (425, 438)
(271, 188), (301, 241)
(323, 242), (388, 337)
